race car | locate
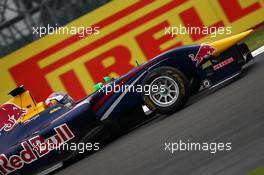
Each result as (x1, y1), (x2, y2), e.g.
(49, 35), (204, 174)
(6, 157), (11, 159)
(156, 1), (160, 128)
(0, 30), (254, 175)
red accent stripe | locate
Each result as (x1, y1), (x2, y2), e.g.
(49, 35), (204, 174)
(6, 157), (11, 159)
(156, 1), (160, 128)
(42, 0), (187, 74)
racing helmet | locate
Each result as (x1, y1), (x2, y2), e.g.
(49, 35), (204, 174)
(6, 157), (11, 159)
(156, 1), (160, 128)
(45, 92), (75, 108)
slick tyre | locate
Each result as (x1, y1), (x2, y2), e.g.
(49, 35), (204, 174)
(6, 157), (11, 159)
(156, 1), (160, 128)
(142, 67), (190, 114)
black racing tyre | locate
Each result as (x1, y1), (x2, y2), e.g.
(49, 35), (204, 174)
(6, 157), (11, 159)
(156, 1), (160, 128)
(142, 67), (190, 114)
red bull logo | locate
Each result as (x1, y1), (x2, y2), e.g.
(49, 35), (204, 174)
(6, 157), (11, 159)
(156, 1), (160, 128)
(0, 103), (27, 132)
(189, 44), (216, 66)
(0, 123), (74, 175)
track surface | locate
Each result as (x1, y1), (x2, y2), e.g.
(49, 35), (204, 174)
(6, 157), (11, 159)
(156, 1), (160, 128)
(55, 53), (264, 175)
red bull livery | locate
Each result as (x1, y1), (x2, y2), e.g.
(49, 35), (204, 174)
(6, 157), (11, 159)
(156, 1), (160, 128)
(0, 103), (27, 132)
(189, 44), (216, 66)
(0, 30), (255, 175)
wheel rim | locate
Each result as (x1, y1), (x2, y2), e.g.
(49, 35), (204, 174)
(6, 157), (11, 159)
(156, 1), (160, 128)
(149, 76), (179, 107)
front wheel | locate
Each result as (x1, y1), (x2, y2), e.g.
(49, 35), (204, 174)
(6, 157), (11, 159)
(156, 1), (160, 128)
(142, 67), (190, 115)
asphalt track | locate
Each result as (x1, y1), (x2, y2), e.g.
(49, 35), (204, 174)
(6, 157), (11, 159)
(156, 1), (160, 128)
(55, 52), (264, 175)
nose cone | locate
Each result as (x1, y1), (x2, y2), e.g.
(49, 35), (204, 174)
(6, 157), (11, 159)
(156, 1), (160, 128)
(207, 30), (253, 56)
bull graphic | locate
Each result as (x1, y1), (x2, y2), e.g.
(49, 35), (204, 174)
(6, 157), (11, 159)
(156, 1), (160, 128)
(0, 103), (27, 132)
(189, 44), (216, 66)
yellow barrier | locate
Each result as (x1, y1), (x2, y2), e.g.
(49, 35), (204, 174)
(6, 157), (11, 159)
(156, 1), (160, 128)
(0, 0), (264, 103)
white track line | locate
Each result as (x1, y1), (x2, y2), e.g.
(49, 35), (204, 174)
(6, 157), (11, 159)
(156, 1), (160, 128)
(252, 45), (264, 57)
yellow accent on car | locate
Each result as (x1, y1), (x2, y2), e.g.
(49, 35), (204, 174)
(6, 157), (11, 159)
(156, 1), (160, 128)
(5, 90), (46, 122)
(208, 30), (253, 56)
(201, 60), (213, 69)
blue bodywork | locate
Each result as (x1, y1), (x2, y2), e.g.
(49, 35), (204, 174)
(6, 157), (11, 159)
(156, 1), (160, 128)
(0, 43), (249, 175)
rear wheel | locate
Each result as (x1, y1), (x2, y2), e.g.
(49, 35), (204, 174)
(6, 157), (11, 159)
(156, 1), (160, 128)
(142, 67), (190, 114)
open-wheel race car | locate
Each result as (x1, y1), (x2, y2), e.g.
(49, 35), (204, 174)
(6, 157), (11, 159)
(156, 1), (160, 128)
(0, 30), (254, 175)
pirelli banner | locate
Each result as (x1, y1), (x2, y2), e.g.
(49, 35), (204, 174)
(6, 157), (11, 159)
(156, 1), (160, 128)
(1, 0), (264, 103)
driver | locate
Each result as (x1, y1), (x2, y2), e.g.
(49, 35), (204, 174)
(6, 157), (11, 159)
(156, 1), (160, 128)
(45, 92), (75, 108)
